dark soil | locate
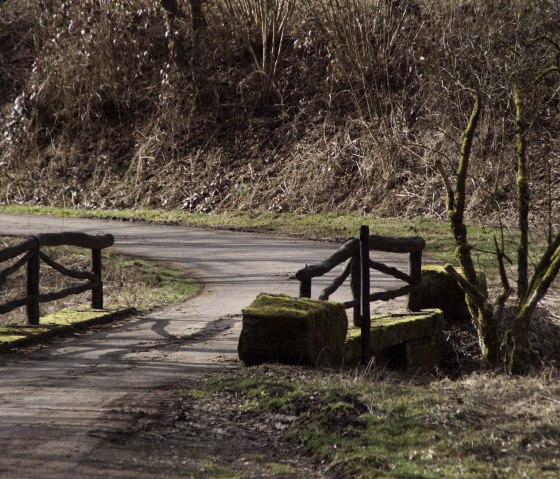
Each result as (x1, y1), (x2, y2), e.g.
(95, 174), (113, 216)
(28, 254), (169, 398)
(79, 376), (327, 479)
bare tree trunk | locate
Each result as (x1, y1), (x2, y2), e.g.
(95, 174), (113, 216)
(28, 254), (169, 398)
(190, 0), (208, 107)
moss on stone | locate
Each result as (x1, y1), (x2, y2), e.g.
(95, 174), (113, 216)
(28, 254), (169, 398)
(239, 293), (348, 366)
(243, 293), (340, 321)
(420, 265), (470, 320)
(41, 308), (118, 326)
(344, 310), (444, 369)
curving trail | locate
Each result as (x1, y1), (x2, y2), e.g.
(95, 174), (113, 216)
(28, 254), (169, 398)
(0, 214), (406, 478)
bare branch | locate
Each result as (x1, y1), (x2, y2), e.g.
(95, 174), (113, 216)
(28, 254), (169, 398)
(494, 236), (511, 294)
(435, 159), (455, 211)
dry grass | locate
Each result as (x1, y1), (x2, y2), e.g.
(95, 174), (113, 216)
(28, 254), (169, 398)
(190, 364), (560, 478)
(0, 0), (558, 226)
(438, 286), (560, 376)
(532, 290), (560, 366)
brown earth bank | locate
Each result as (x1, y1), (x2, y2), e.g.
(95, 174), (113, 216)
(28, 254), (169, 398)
(1, 1), (559, 224)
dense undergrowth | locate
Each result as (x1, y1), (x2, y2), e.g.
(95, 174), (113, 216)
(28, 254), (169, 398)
(0, 0), (559, 228)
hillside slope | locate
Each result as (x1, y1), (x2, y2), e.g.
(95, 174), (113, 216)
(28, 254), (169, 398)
(1, 0), (559, 224)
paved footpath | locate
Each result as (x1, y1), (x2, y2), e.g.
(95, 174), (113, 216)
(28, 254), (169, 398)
(0, 214), (405, 478)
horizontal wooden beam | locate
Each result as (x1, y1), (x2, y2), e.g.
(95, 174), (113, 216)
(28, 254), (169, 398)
(0, 283), (96, 314)
(0, 297), (31, 315)
(38, 283), (94, 303)
(368, 235), (425, 253)
(295, 237), (359, 281)
(296, 235), (424, 283)
(343, 284), (417, 309)
(37, 232), (114, 249)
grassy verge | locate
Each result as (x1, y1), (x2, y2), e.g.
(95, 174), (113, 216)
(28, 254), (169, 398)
(102, 252), (199, 311)
(0, 204), (541, 277)
(188, 365), (560, 479)
(0, 307), (136, 350)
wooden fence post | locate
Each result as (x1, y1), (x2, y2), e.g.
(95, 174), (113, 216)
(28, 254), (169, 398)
(359, 225), (371, 366)
(299, 266), (311, 298)
(26, 240), (40, 325)
(91, 248), (103, 309)
(407, 250), (422, 312)
(349, 255), (361, 327)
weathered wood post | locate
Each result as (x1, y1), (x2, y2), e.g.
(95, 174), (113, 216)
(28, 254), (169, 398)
(299, 265), (311, 298)
(359, 225), (371, 366)
(350, 255), (361, 327)
(407, 250), (422, 312)
(91, 248), (103, 309)
(26, 238), (40, 325)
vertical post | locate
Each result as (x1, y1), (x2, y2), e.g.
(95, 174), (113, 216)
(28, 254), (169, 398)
(407, 250), (422, 312)
(92, 248), (103, 309)
(360, 225), (371, 366)
(299, 279), (311, 298)
(26, 240), (40, 325)
(349, 255), (361, 327)
(299, 266), (311, 298)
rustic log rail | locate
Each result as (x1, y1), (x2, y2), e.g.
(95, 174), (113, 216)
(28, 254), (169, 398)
(295, 225), (425, 365)
(0, 232), (114, 325)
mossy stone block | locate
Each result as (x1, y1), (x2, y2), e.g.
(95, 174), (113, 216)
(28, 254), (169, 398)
(0, 306), (135, 352)
(420, 265), (470, 320)
(238, 293), (348, 366)
(344, 310), (444, 370)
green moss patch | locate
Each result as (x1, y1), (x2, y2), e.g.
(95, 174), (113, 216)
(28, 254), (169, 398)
(0, 306), (135, 351)
(0, 204), (531, 274)
(239, 293), (348, 366)
(420, 265), (470, 319)
(242, 292), (345, 324)
(345, 310), (444, 369)
(197, 365), (560, 479)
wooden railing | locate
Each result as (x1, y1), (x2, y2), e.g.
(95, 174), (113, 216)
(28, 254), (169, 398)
(295, 225), (425, 365)
(0, 232), (114, 325)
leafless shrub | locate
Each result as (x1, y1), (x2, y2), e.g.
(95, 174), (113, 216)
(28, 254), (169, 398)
(2, 1), (163, 190)
(218, 0), (296, 109)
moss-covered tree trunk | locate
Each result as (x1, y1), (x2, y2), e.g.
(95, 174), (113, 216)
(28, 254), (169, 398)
(438, 80), (560, 372)
(505, 82), (532, 372)
(439, 92), (501, 366)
